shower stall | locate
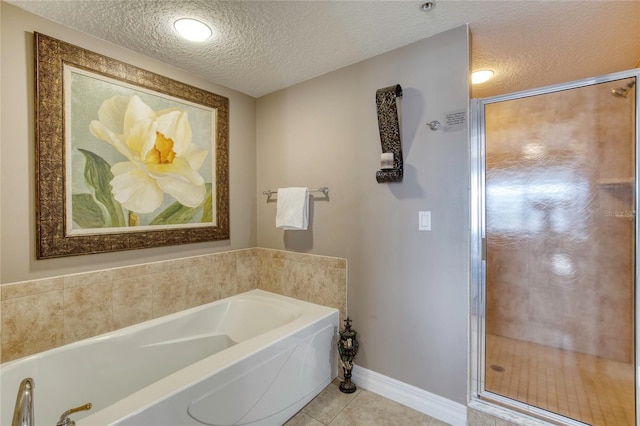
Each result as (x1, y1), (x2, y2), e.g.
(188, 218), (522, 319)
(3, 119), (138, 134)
(471, 69), (639, 425)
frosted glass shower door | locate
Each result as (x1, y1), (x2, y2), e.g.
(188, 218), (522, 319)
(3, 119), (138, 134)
(482, 76), (637, 425)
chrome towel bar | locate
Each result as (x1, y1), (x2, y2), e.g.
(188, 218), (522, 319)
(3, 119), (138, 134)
(262, 187), (329, 197)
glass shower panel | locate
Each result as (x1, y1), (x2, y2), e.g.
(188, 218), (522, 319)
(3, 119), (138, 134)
(484, 78), (636, 425)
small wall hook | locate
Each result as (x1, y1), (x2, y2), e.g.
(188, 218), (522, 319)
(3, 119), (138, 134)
(427, 120), (441, 131)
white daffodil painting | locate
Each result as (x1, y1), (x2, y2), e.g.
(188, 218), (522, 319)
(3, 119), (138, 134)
(66, 66), (216, 233)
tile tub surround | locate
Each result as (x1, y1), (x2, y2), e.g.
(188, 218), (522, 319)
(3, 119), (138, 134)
(257, 248), (347, 322)
(1, 248), (346, 362)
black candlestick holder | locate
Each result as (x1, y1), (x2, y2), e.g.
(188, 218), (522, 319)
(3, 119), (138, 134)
(337, 317), (359, 393)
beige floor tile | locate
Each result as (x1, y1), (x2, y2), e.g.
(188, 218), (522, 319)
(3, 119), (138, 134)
(494, 418), (519, 426)
(285, 411), (326, 426)
(485, 334), (635, 426)
(328, 390), (435, 426)
(302, 380), (360, 424)
(467, 407), (496, 426)
(427, 418), (453, 426)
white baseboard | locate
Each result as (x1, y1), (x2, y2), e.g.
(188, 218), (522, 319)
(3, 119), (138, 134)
(351, 365), (467, 426)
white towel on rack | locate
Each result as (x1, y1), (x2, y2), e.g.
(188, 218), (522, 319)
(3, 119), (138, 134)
(276, 187), (309, 230)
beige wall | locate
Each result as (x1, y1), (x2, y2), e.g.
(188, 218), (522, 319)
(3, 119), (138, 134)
(256, 26), (470, 404)
(2, 4), (470, 406)
(0, 3), (257, 284)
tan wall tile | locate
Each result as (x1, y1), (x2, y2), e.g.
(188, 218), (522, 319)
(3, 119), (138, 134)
(2, 290), (64, 362)
(1, 277), (63, 300)
(112, 276), (154, 329)
(257, 248), (347, 320)
(151, 269), (187, 318)
(236, 254), (258, 293)
(212, 254), (238, 300)
(63, 281), (114, 343)
(112, 262), (156, 280)
(236, 247), (259, 258)
(185, 263), (216, 308)
(63, 270), (113, 289)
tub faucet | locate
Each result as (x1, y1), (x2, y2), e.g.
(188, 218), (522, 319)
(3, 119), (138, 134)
(11, 378), (34, 426)
(56, 403), (92, 426)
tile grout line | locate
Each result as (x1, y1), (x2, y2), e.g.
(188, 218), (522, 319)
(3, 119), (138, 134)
(326, 389), (363, 425)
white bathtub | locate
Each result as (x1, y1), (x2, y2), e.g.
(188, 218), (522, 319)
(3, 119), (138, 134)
(1, 289), (339, 425)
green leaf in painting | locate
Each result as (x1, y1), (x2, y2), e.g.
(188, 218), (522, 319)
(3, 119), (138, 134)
(150, 183), (213, 226)
(72, 193), (105, 228)
(78, 149), (125, 227)
(201, 183), (213, 223)
(149, 201), (199, 225)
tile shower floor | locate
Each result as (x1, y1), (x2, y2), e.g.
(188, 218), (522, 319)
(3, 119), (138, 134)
(485, 334), (635, 426)
(285, 380), (450, 426)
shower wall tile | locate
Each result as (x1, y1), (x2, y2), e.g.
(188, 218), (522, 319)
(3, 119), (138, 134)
(0, 247), (346, 363)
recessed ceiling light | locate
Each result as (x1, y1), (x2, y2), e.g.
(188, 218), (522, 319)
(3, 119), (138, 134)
(174, 18), (212, 42)
(419, 2), (434, 12)
(471, 70), (494, 84)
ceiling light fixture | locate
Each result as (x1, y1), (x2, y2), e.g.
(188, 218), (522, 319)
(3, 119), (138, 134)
(471, 70), (494, 84)
(419, 2), (434, 12)
(174, 18), (212, 42)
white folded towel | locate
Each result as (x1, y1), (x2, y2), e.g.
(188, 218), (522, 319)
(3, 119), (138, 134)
(276, 187), (309, 230)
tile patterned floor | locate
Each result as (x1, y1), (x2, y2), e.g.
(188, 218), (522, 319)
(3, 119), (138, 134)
(285, 380), (451, 426)
(485, 334), (635, 426)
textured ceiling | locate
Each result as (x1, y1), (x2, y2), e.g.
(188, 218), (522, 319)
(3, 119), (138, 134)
(8, 0), (640, 98)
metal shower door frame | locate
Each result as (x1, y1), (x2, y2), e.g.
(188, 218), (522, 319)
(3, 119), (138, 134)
(469, 68), (640, 425)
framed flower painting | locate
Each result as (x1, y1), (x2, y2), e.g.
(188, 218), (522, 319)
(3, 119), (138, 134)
(34, 33), (229, 258)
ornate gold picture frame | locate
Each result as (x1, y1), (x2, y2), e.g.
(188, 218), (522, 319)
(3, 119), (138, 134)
(34, 33), (229, 258)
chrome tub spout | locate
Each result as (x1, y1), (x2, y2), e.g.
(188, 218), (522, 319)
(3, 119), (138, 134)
(11, 378), (34, 426)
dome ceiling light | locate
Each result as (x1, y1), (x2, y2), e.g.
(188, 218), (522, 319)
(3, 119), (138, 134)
(471, 69), (494, 84)
(174, 18), (213, 42)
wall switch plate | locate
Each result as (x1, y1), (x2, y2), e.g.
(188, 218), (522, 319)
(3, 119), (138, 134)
(419, 211), (431, 231)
